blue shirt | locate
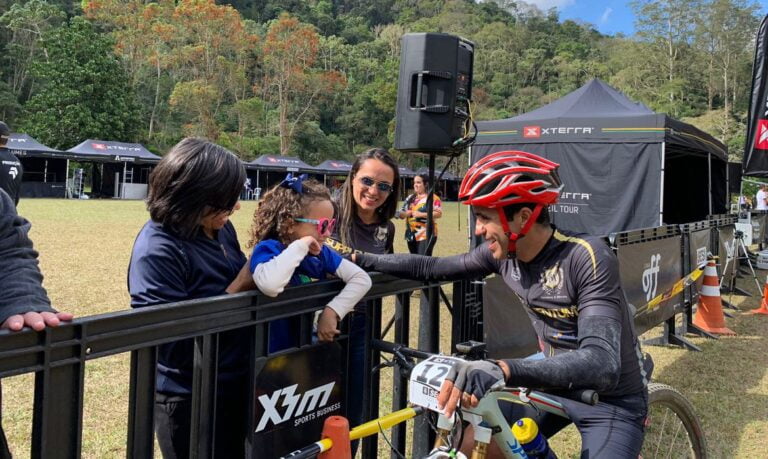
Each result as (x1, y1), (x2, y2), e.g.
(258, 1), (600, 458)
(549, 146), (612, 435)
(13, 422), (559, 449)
(128, 220), (248, 395)
(249, 239), (342, 285)
(249, 239), (342, 352)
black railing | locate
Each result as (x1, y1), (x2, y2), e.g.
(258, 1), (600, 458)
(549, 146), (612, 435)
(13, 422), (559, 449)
(0, 273), (472, 458)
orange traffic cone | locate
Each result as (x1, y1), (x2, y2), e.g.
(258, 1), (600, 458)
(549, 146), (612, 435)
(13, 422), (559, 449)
(692, 259), (736, 335)
(748, 275), (768, 315)
(318, 415), (351, 459)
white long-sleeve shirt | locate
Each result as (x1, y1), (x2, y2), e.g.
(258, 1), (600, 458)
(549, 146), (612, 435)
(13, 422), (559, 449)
(250, 238), (371, 320)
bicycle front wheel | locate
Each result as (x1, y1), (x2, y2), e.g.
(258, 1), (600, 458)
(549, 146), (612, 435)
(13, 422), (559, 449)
(641, 383), (707, 459)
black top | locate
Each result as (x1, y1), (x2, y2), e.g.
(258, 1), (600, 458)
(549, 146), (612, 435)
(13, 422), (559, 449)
(0, 149), (22, 206)
(328, 214), (395, 256)
(356, 227), (646, 398)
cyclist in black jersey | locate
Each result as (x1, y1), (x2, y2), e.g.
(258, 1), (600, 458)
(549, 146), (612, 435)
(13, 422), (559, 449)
(353, 151), (648, 457)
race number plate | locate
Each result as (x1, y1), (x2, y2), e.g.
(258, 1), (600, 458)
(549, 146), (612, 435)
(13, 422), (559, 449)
(408, 355), (462, 413)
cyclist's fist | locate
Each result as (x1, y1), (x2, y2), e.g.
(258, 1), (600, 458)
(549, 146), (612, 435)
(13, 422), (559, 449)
(437, 360), (506, 418)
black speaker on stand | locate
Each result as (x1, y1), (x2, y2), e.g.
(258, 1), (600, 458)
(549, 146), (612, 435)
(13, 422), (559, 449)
(392, 33), (475, 459)
(394, 33), (474, 154)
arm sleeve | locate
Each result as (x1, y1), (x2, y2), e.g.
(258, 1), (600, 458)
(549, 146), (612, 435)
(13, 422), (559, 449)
(0, 189), (54, 323)
(355, 243), (498, 281)
(251, 239), (310, 297)
(501, 314), (622, 392)
(128, 234), (189, 308)
(326, 259), (372, 319)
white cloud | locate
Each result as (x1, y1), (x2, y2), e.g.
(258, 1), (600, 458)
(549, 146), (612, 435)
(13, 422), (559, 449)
(523, 0), (576, 10)
(600, 7), (613, 23)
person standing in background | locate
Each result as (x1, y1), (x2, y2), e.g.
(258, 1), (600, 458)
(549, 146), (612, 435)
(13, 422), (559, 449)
(326, 147), (400, 453)
(398, 173), (442, 255)
(0, 122), (22, 207)
(756, 184), (768, 211)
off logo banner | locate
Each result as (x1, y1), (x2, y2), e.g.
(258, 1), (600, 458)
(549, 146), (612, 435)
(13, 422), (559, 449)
(617, 235), (683, 335)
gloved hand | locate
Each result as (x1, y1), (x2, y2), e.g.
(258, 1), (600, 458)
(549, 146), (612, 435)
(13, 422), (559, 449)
(436, 360), (506, 418)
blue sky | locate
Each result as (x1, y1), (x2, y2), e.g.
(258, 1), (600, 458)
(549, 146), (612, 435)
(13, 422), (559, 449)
(522, 0), (768, 36)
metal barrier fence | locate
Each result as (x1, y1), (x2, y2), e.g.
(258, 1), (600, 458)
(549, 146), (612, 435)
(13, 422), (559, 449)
(0, 273), (474, 459)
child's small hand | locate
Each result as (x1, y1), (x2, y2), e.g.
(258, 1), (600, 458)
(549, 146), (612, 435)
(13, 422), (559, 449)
(300, 235), (322, 255)
(317, 307), (340, 342)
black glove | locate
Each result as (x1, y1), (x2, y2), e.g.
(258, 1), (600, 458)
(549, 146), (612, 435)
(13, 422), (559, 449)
(446, 360), (506, 400)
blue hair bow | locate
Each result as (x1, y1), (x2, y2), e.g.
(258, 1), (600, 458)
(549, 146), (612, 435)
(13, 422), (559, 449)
(279, 173), (308, 194)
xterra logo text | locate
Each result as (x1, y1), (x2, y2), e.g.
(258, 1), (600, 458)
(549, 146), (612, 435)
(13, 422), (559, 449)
(255, 382), (339, 432)
(523, 126), (594, 138)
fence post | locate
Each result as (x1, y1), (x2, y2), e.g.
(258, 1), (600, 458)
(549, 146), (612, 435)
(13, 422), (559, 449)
(31, 328), (85, 459)
(127, 346), (157, 458)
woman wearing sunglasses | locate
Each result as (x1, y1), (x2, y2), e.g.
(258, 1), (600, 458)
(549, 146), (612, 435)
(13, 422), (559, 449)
(325, 147), (400, 451)
(246, 173), (371, 353)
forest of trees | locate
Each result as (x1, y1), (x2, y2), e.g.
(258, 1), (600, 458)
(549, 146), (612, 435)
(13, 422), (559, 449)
(0, 0), (762, 170)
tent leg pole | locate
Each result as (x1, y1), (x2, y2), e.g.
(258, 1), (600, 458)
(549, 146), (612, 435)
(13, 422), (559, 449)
(660, 142), (666, 225)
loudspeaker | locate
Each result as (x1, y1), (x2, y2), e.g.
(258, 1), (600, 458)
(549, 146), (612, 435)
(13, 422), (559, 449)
(394, 33), (474, 154)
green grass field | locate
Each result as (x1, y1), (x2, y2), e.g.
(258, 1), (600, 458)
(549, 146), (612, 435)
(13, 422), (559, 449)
(3, 199), (768, 458)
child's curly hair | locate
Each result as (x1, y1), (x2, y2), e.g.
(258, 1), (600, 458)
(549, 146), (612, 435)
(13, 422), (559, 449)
(247, 178), (331, 248)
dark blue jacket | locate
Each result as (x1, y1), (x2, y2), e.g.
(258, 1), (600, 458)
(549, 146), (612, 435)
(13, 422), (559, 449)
(0, 188), (53, 324)
(128, 220), (249, 395)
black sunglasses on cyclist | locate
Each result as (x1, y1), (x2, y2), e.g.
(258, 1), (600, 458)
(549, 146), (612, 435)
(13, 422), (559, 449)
(358, 176), (393, 194)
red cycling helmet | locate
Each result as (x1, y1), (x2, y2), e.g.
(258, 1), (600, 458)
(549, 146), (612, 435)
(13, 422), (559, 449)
(459, 150), (563, 252)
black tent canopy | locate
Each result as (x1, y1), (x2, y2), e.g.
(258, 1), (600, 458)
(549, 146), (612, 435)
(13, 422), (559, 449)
(67, 139), (161, 163)
(3, 134), (68, 197)
(66, 139), (161, 199)
(473, 79), (727, 235)
(315, 159), (352, 175)
(246, 154), (318, 191)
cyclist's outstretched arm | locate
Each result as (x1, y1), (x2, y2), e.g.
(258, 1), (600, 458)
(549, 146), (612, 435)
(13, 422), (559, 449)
(499, 313), (621, 392)
(354, 243), (498, 281)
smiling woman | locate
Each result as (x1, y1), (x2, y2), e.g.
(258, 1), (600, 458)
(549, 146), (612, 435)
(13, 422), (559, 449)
(127, 137), (251, 458)
(327, 147), (401, 452)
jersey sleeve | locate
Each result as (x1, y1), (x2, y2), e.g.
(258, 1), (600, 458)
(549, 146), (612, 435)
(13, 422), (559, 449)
(571, 238), (624, 322)
(355, 242), (499, 281)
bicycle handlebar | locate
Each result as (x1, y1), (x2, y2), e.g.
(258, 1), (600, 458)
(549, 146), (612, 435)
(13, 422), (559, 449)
(373, 339), (599, 406)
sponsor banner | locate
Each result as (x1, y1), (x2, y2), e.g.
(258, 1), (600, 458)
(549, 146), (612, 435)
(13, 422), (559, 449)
(689, 229), (711, 292)
(252, 343), (343, 458)
(617, 235), (683, 335)
(743, 14), (768, 175)
(718, 224), (737, 287)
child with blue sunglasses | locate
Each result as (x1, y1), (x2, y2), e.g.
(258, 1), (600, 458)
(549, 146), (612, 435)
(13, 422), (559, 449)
(246, 173), (372, 353)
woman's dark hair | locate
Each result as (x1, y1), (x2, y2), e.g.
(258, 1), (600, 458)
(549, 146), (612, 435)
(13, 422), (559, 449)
(415, 173), (430, 188)
(247, 178), (330, 248)
(147, 137), (245, 239)
(337, 148), (400, 246)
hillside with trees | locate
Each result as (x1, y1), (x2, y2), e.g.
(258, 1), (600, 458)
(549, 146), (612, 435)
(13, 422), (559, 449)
(0, 0), (761, 169)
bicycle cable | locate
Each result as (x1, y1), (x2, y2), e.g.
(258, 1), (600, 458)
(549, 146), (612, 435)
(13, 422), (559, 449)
(378, 418), (406, 459)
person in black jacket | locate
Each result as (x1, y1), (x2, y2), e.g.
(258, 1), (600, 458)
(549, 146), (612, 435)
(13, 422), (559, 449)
(0, 187), (73, 457)
(0, 123), (22, 206)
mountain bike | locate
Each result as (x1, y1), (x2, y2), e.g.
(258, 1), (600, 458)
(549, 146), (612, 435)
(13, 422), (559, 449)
(282, 340), (707, 458)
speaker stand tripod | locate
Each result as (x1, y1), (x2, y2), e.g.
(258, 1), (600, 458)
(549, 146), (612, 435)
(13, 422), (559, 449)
(720, 230), (761, 311)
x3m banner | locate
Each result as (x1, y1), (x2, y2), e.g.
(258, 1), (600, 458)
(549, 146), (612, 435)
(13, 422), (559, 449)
(744, 14), (768, 176)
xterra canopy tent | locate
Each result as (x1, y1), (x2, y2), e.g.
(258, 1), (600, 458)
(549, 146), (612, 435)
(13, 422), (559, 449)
(473, 79), (727, 235)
